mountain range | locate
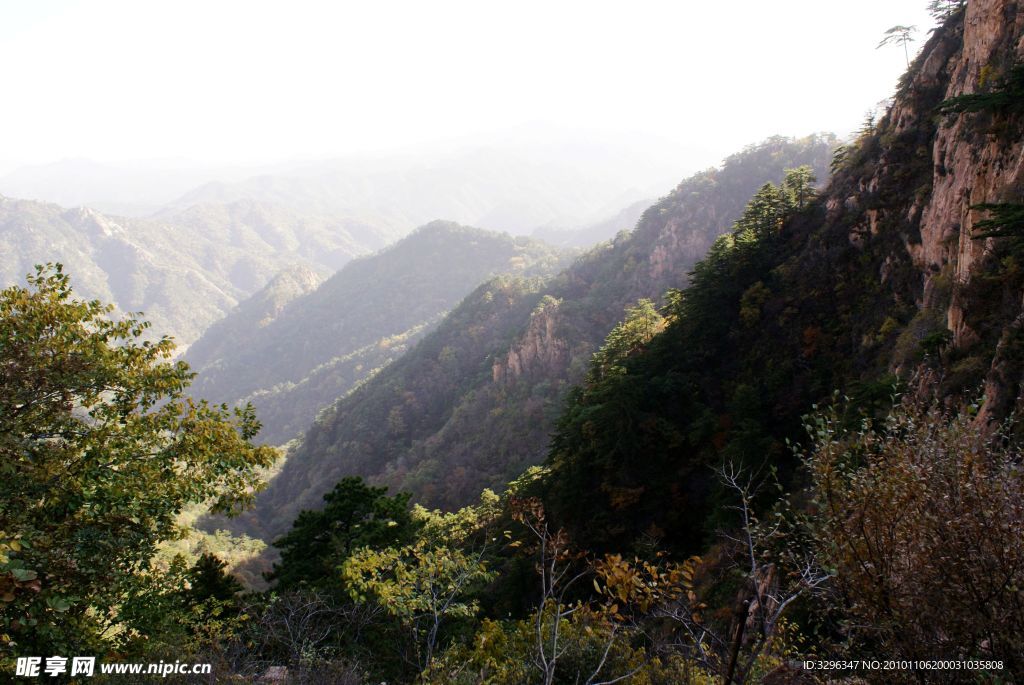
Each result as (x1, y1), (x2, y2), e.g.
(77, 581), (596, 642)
(0, 129), (700, 349)
(214, 134), (836, 539)
(0, 196), (394, 344)
(8, 1), (1024, 678)
(185, 222), (571, 445)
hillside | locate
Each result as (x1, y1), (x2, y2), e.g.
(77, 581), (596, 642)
(153, 198), (404, 278)
(184, 264), (325, 373)
(0, 196), (391, 344)
(186, 221), (570, 446)
(230, 134), (835, 538)
(543, 0), (1024, 553)
(11, 2), (1024, 681)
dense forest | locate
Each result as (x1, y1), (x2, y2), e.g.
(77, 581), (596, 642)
(230, 134), (835, 540)
(3, 1), (1024, 683)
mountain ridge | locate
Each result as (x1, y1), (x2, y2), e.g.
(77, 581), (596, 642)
(0, 194), (393, 345)
(228, 134), (836, 539)
(186, 221), (572, 446)
(541, 0), (1024, 553)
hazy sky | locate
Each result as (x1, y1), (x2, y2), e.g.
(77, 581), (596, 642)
(1, 0), (935, 172)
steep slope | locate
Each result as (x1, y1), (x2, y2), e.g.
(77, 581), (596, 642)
(0, 196), (389, 344)
(187, 222), (570, 446)
(185, 264), (324, 373)
(234, 134), (835, 539)
(542, 0), (1024, 554)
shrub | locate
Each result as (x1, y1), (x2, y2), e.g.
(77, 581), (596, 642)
(804, 403), (1024, 678)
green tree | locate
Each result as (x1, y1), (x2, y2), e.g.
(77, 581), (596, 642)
(586, 299), (665, 383)
(877, 25), (917, 68)
(547, 169), (816, 554)
(781, 165), (817, 210)
(117, 553), (245, 662)
(185, 553), (243, 605)
(972, 202), (1024, 240)
(343, 539), (493, 672)
(0, 264), (275, 655)
(268, 476), (419, 591)
(939, 64), (1024, 117)
(927, 0), (965, 21)
(732, 183), (789, 243)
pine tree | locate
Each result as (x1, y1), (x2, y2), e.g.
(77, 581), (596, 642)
(268, 476), (419, 590)
(186, 553), (243, 604)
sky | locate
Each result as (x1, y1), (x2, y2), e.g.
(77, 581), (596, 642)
(0, 0), (936, 173)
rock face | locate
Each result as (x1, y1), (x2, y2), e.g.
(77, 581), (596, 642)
(916, 0), (1024, 422)
(492, 297), (569, 384)
(646, 201), (725, 284)
(819, 0), (1023, 423)
(916, 0), (1024, 337)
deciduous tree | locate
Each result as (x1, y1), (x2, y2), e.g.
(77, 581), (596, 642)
(0, 264), (275, 654)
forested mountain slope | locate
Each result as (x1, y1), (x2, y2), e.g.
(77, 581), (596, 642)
(187, 222), (569, 446)
(232, 135), (835, 538)
(152, 198), (404, 277)
(0, 196), (391, 344)
(14, 3), (1024, 680)
(543, 0), (1024, 553)
(184, 264), (325, 374)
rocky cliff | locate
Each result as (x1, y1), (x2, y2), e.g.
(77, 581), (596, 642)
(922, 0), (1024, 421)
(492, 296), (569, 384)
(542, 0), (1024, 553)
(830, 0), (1024, 420)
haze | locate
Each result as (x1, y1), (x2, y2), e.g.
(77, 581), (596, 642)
(2, 0), (932, 174)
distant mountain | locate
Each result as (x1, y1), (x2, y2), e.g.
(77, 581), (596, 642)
(0, 158), (286, 216)
(1, 130), (696, 230)
(184, 264), (324, 374)
(186, 221), (571, 446)
(0, 196), (391, 345)
(226, 134), (836, 539)
(532, 199), (654, 248)
(152, 198), (405, 283)
(164, 133), (696, 236)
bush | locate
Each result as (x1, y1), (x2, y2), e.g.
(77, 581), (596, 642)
(805, 403), (1024, 678)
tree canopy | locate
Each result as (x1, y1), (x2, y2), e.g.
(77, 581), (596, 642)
(0, 264), (275, 654)
(268, 476), (419, 591)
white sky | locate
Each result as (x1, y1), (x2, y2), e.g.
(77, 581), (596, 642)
(0, 0), (935, 172)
